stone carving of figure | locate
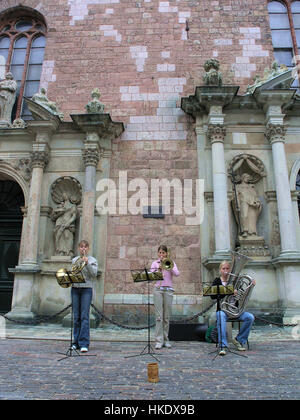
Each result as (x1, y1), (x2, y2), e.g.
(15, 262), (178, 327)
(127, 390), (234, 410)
(32, 87), (64, 119)
(0, 72), (17, 127)
(51, 192), (78, 256)
(235, 173), (262, 237)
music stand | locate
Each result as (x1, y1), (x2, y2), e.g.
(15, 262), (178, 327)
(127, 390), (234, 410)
(125, 268), (162, 361)
(203, 284), (247, 360)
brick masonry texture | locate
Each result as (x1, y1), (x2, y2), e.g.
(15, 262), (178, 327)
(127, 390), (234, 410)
(1, 0), (273, 120)
(1, 0), (275, 307)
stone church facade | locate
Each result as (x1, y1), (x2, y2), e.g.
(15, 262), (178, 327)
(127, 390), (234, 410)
(1, 0), (300, 326)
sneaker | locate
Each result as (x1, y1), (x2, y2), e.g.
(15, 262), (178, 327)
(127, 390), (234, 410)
(164, 342), (172, 348)
(71, 344), (79, 350)
(219, 348), (227, 356)
(155, 343), (162, 350)
(80, 347), (88, 353)
(232, 338), (246, 351)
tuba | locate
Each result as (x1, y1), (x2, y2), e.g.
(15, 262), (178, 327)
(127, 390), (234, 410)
(56, 256), (87, 288)
(220, 251), (254, 318)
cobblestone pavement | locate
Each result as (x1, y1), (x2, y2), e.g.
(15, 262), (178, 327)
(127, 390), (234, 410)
(0, 323), (300, 400)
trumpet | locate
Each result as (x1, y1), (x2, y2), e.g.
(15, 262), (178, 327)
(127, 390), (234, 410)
(161, 252), (174, 271)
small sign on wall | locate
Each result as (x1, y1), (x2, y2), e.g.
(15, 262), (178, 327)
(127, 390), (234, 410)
(142, 206), (164, 219)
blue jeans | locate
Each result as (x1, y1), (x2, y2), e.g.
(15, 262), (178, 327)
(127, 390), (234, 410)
(216, 310), (255, 348)
(71, 287), (92, 348)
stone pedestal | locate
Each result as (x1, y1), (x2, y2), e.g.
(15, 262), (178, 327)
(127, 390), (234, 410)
(236, 236), (271, 260)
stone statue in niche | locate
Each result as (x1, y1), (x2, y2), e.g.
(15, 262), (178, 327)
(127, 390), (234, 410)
(51, 193), (77, 257)
(229, 155), (270, 258)
(50, 177), (82, 257)
(234, 173), (262, 237)
(0, 72), (17, 127)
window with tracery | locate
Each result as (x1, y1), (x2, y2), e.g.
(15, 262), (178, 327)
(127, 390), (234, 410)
(268, 1), (300, 87)
(0, 14), (46, 120)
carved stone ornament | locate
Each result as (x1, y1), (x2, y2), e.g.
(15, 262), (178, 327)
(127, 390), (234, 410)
(13, 158), (32, 181)
(82, 147), (100, 167)
(12, 118), (27, 128)
(85, 88), (105, 114)
(265, 123), (286, 144)
(207, 124), (226, 143)
(51, 176), (82, 205)
(203, 58), (223, 87)
(228, 154), (265, 184)
(30, 150), (49, 169)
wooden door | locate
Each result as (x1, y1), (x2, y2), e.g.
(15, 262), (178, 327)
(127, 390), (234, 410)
(0, 181), (24, 313)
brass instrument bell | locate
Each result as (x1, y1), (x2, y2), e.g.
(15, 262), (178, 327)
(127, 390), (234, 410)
(56, 268), (72, 288)
(161, 251), (174, 271)
(56, 256), (87, 288)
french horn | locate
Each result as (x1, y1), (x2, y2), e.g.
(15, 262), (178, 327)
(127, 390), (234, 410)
(56, 256), (87, 288)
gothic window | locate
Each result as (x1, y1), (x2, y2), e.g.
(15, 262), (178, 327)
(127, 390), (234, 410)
(268, 1), (300, 87)
(0, 14), (46, 120)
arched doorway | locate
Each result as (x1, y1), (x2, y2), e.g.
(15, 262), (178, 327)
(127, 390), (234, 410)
(0, 180), (24, 313)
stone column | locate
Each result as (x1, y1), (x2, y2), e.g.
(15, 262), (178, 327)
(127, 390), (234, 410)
(264, 105), (300, 323)
(22, 146), (49, 266)
(6, 144), (49, 320)
(7, 122), (55, 321)
(207, 109), (231, 257)
(81, 136), (100, 252)
(265, 123), (299, 257)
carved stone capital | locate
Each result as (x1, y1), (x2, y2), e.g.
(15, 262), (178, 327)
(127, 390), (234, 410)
(82, 147), (100, 167)
(207, 124), (226, 143)
(30, 151), (49, 169)
(265, 123), (286, 144)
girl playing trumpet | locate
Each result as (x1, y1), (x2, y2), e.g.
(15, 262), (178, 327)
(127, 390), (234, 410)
(151, 245), (180, 350)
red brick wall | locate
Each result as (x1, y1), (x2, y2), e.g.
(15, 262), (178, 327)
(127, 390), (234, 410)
(1, 0), (275, 301)
(1, 0), (274, 118)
